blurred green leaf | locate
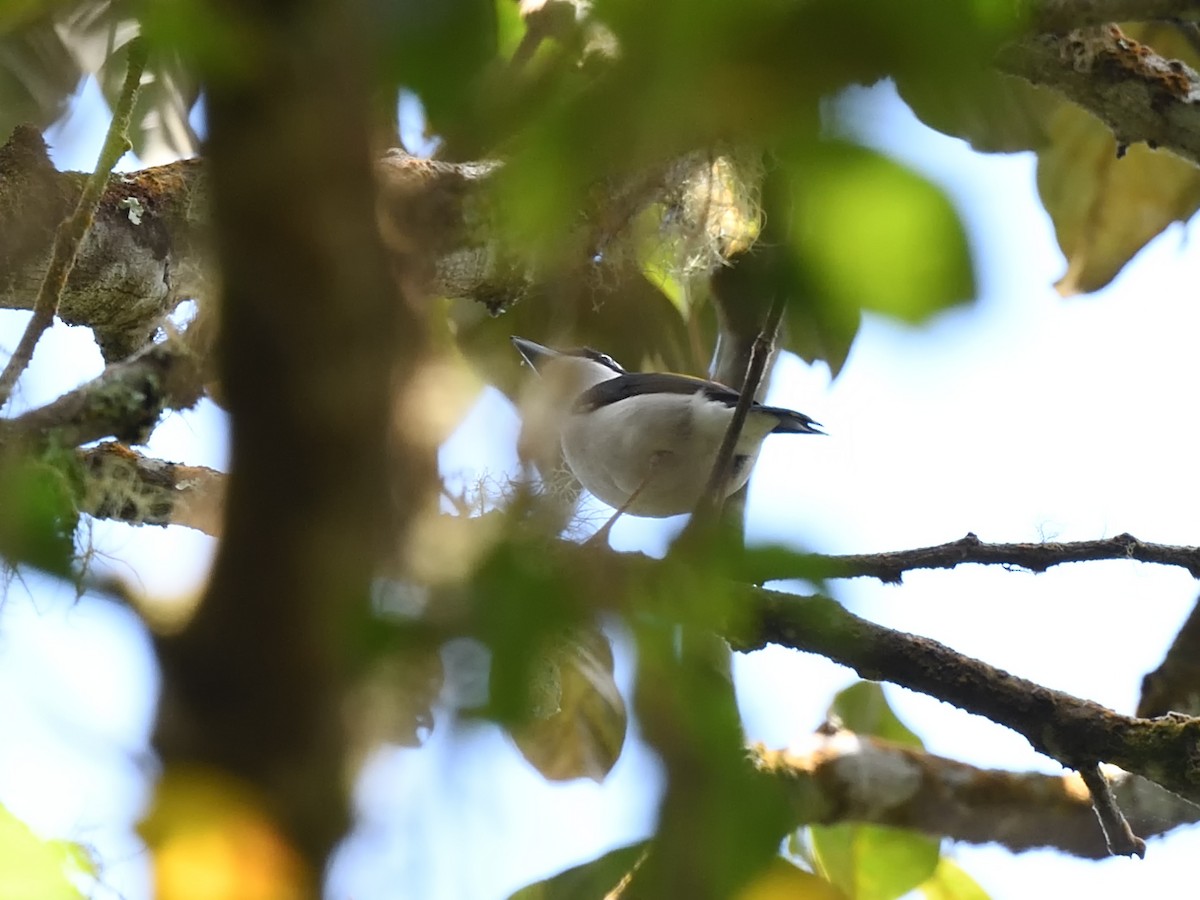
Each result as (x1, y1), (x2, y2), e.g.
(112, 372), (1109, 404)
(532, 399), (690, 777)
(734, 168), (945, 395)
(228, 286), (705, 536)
(738, 857), (848, 900)
(629, 560), (792, 898)
(94, 29), (199, 161)
(709, 158), (862, 375)
(139, 0), (259, 85)
(919, 857), (991, 900)
(494, 0), (1016, 264)
(737, 544), (831, 590)
(508, 625), (628, 782)
(811, 824), (939, 900)
(810, 686), (935, 900)
(0, 455), (79, 576)
(0, 2), (200, 161)
(889, 1), (1050, 155)
(470, 534), (582, 723)
(457, 270), (710, 400)
(339, 580), (447, 752)
(376, 0), (498, 136)
(787, 142), (975, 326)
(829, 681), (923, 749)
(494, 0), (525, 60)
(0, 804), (92, 900)
(507, 842), (646, 900)
(0, 16), (84, 138)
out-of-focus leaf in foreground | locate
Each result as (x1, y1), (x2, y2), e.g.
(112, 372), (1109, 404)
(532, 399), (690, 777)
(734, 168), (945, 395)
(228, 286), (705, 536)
(737, 857), (847, 900)
(829, 680), (923, 749)
(811, 824), (940, 900)
(902, 19), (1200, 297)
(0, 804), (92, 900)
(919, 857), (992, 900)
(809, 683), (937, 900)
(508, 625), (628, 782)
(786, 143), (975, 328)
(507, 841), (646, 899)
(0, 455), (79, 576)
(629, 560), (792, 897)
(0, 14), (83, 139)
(469, 534), (582, 723)
(139, 768), (309, 900)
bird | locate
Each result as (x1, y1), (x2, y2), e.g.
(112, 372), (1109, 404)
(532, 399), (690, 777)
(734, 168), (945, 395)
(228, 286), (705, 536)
(512, 336), (823, 525)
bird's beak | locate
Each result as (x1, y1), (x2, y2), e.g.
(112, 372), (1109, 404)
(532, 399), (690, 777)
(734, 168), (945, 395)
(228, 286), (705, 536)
(511, 336), (558, 373)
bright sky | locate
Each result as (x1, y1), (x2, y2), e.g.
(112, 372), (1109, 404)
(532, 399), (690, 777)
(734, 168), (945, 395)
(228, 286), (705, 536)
(2, 76), (1199, 899)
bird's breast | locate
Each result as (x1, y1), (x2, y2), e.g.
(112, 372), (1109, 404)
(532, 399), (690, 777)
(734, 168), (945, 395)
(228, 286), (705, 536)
(559, 392), (766, 517)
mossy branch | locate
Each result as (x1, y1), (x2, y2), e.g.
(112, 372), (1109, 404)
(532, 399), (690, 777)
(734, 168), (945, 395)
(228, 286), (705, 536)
(0, 38), (148, 409)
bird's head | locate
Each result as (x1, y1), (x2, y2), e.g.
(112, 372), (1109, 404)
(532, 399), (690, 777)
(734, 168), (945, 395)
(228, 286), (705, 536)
(511, 336), (625, 396)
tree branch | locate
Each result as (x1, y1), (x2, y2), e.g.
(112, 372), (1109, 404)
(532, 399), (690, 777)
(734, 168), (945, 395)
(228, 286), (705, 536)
(1139, 592), (1200, 717)
(751, 532), (1200, 584)
(1025, 0), (1200, 33)
(754, 732), (1196, 859)
(0, 134), (208, 363)
(0, 38), (146, 403)
(1076, 761), (1147, 857)
(523, 728), (1197, 894)
(998, 26), (1200, 166)
(150, 0), (435, 873)
(0, 337), (204, 451)
(732, 586), (1200, 813)
(78, 442), (224, 536)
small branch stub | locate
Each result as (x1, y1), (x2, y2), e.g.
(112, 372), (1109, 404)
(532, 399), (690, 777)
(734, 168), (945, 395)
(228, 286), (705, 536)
(1077, 762), (1148, 858)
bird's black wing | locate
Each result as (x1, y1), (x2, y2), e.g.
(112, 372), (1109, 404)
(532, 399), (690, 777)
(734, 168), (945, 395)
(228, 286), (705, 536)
(575, 372), (824, 435)
(574, 372), (739, 412)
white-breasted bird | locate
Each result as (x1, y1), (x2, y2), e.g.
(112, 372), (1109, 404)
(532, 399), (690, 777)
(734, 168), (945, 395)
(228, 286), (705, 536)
(512, 336), (823, 520)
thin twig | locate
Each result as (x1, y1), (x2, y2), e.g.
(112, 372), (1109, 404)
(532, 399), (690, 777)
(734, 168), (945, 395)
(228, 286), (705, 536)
(749, 532), (1200, 584)
(1077, 762), (1148, 858)
(698, 293), (787, 514)
(0, 38), (147, 410)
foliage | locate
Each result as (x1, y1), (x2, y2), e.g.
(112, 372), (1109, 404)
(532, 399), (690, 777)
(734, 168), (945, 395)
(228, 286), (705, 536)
(2, 0), (1199, 898)
(0, 803), (92, 900)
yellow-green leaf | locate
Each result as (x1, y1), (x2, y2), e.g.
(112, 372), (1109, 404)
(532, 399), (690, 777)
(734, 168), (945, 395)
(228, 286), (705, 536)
(737, 858), (848, 900)
(920, 857), (991, 900)
(139, 767), (310, 900)
(1037, 21), (1200, 296)
(788, 143), (974, 325)
(1037, 101), (1200, 296)
(811, 824), (940, 900)
(0, 804), (91, 900)
(829, 681), (923, 749)
(0, 455), (79, 576)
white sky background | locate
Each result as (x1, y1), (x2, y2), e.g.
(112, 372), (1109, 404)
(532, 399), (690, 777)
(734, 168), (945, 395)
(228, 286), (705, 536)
(1, 75), (1199, 899)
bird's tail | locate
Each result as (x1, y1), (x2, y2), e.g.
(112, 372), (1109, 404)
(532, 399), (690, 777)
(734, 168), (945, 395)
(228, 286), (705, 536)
(763, 406), (824, 435)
